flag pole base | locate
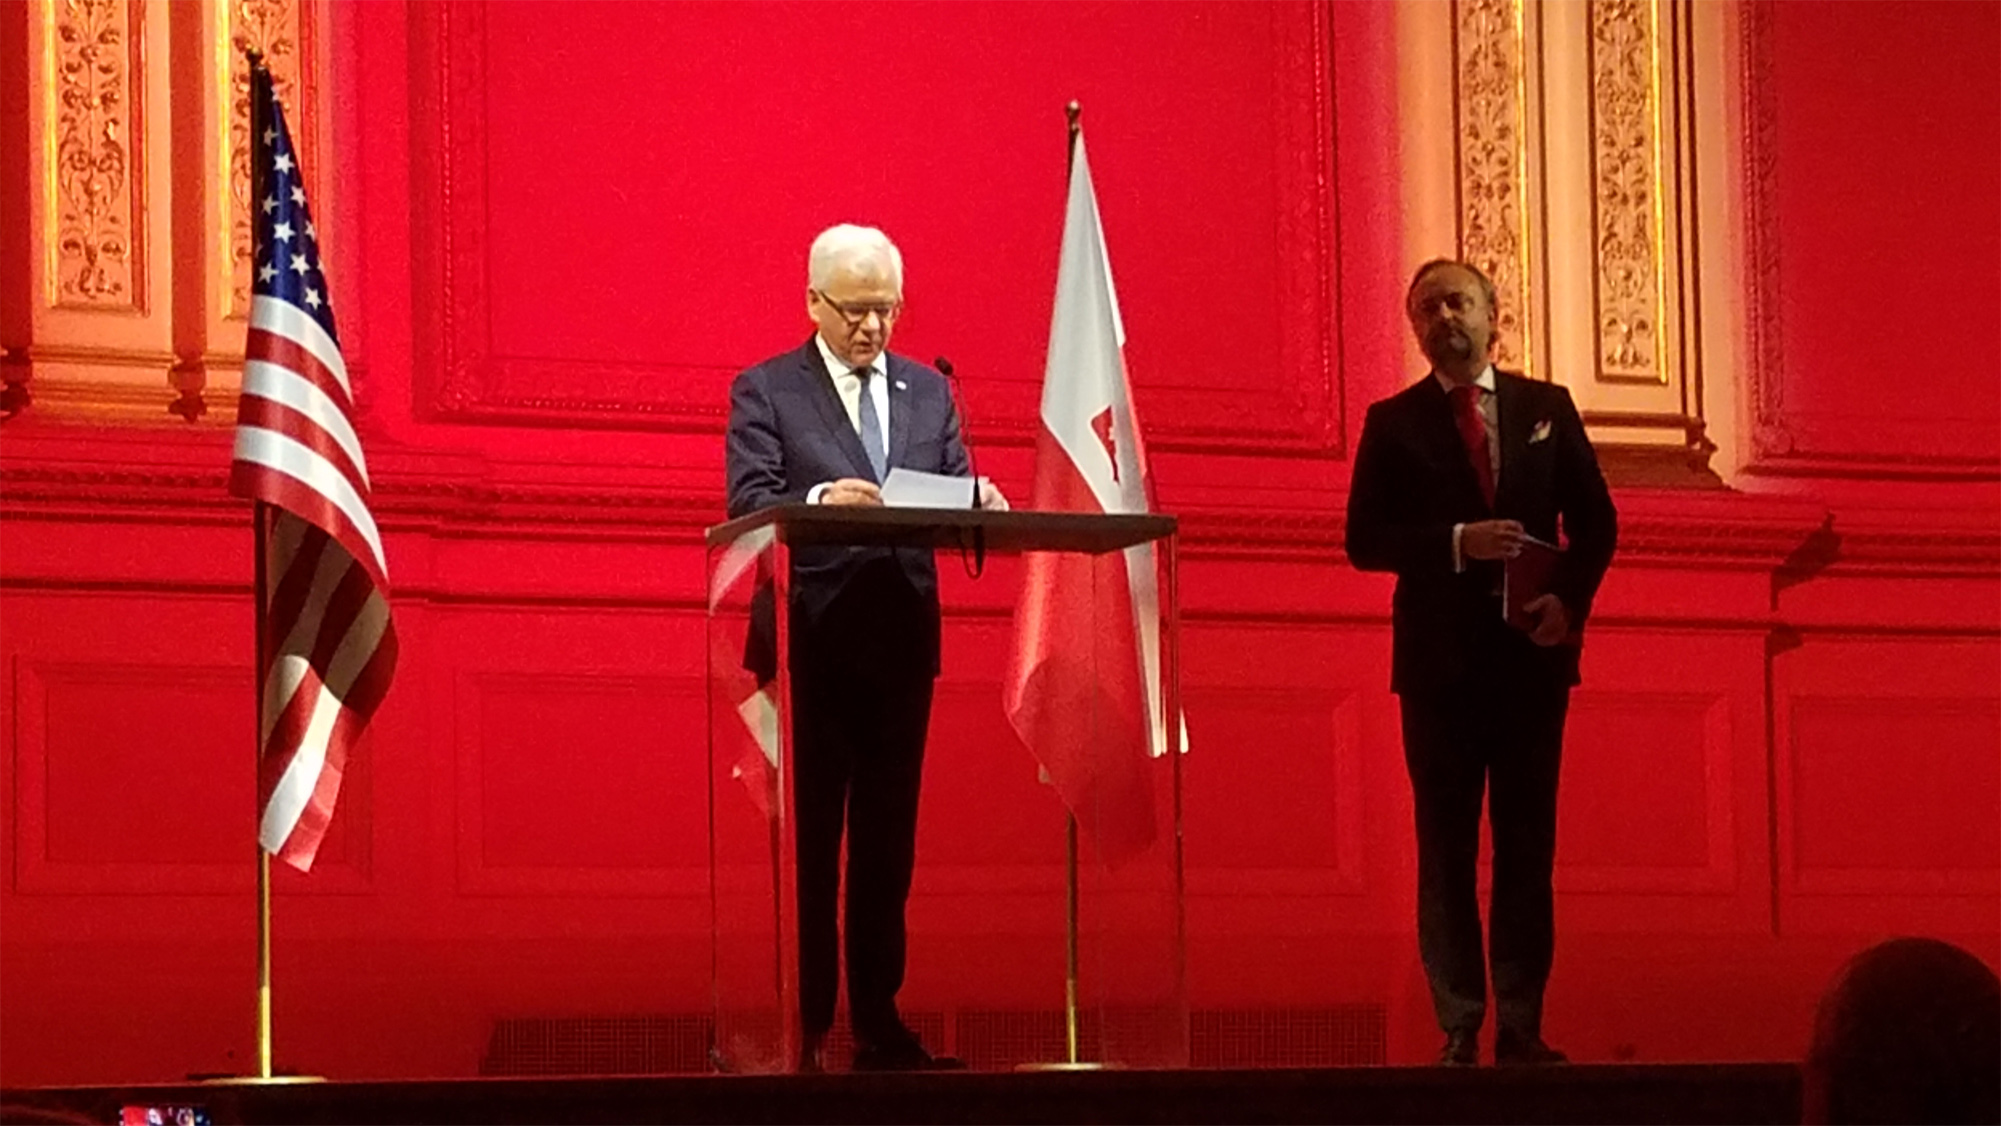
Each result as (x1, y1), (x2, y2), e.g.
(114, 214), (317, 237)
(1015, 1060), (1114, 1073)
(200, 1074), (326, 1086)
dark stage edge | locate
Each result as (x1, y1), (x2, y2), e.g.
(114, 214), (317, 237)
(3, 1063), (1799, 1125)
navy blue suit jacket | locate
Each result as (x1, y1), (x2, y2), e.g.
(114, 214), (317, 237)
(725, 337), (971, 676)
(1345, 371), (1617, 695)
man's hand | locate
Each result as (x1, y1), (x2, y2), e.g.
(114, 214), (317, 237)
(821, 478), (883, 506)
(977, 479), (1010, 511)
(1462, 519), (1527, 561)
(1522, 593), (1570, 647)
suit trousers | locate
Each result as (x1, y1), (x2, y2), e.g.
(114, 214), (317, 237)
(788, 559), (936, 1044)
(1399, 611), (1570, 1039)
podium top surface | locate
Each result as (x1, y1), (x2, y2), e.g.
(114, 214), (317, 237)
(705, 504), (1177, 555)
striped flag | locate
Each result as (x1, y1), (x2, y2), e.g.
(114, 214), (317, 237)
(229, 61), (396, 872)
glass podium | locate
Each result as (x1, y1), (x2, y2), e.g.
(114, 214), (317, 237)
(704, 504), (1185, 1072)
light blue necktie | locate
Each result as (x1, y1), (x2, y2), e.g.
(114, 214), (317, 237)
(856, 366), (888, 482)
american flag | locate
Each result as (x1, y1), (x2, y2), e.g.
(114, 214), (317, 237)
(229, 60), (396, 872)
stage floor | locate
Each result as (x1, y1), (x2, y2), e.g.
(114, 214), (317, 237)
(3, 1062), (1799, 1125)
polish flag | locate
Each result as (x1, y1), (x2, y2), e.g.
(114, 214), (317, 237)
(1004, 127), (1174, 868)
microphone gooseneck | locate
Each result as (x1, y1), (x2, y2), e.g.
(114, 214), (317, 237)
(935, 355), (980, 511)
(934, 355), (986, 579)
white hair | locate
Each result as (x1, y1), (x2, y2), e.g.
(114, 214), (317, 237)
(808, 224), (904, 292)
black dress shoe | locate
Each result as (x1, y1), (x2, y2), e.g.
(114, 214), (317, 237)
(1439, 1030), (1479, 1067)
(1494, 1032), (1567, 1065)
(852, 1032), (965, 1072)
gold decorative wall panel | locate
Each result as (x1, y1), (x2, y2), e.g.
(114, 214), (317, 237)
(10, 0), (176, 421)
(1452, 0), (1534, 376)
(49, 0), (145, 309)
(1588, 0), (1667, 384)
(1411, 0), (1722, 484)
(223, 0), (303, 322)
(3, 0), (326, 424)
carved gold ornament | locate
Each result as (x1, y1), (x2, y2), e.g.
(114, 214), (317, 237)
(1590, 0), (1666, 381)
(227, 0), (299, 320)
(52, 0), (137, 306)
(1455, 0), (1533, 375)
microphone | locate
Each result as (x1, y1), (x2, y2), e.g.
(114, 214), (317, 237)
(935, 355), (980, 510)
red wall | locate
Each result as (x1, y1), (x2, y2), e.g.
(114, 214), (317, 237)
(1, 0), (1995, 1084)
(1748, 0), (2001, 474)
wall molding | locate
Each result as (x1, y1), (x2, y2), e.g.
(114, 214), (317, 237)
(14, 459), (1945, 581)
(1737, 0), (2000, 481)
(10, 656), (372, 896)
(408, 0), (1346, 457)
(1555, 690), (1737, 895)
(451, 669), (708, 898)
(1778, 693), (2000, 898)
(0, 420), (1876, 571)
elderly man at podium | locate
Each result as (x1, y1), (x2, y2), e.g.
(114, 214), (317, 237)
(724, 223), (1004, 1071)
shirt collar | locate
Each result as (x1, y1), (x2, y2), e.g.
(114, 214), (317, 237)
(1433, 363), (1496, 395)
(816, 333), (883, 380)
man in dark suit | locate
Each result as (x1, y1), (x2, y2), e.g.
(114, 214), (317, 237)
(725, 224), (1004, 1072)
(1345, 258), (1617, 1067)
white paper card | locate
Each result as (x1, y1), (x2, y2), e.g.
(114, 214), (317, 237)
(881, 468), (978, 509)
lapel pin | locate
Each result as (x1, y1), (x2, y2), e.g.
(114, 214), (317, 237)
(894, 379), (907, 391)
(1529, 418), (1553, 444)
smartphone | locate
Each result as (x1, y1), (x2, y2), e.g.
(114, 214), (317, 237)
(119, 1108), (212, 1126)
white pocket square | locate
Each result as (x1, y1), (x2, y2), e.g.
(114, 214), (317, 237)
(1528, 418), (1553, 444)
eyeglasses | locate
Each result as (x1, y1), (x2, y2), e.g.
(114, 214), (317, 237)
(813, 290), (903, 327)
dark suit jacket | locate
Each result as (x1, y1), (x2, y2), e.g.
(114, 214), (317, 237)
(1345, 370), (1617, 695)
(725, 337), (972, 677)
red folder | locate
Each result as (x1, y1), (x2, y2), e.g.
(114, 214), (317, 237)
(1503, 536), (1563, 632)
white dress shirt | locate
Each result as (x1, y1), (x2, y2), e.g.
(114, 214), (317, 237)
(808, 333), (892, 503)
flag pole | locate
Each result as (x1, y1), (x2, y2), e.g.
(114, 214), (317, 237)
(254, 500), (273, 1080)
(1061, 99), (1085, 1070)
(1017, 98), (1105, 1076)
(222, 474), (314, 1090)
(247, 49), (275, 1081)
(221, 47), (368, 1087)
(1015, 103), (1093, 1075)
(1062, 805), (1082, 1065)
(1056, 99), (1092, 1072)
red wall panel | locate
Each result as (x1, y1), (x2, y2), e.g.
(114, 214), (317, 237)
(415, 0), (1348, 468)
(32, 664), (249, 868)
(458, 673), (705, 887)
(1561, 693), (1729, 880)
(1775, 635), (2001, 934)
(1748, 0), (2001, 472)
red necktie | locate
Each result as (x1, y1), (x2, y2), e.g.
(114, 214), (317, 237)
(1450, 384), (1495, 507)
